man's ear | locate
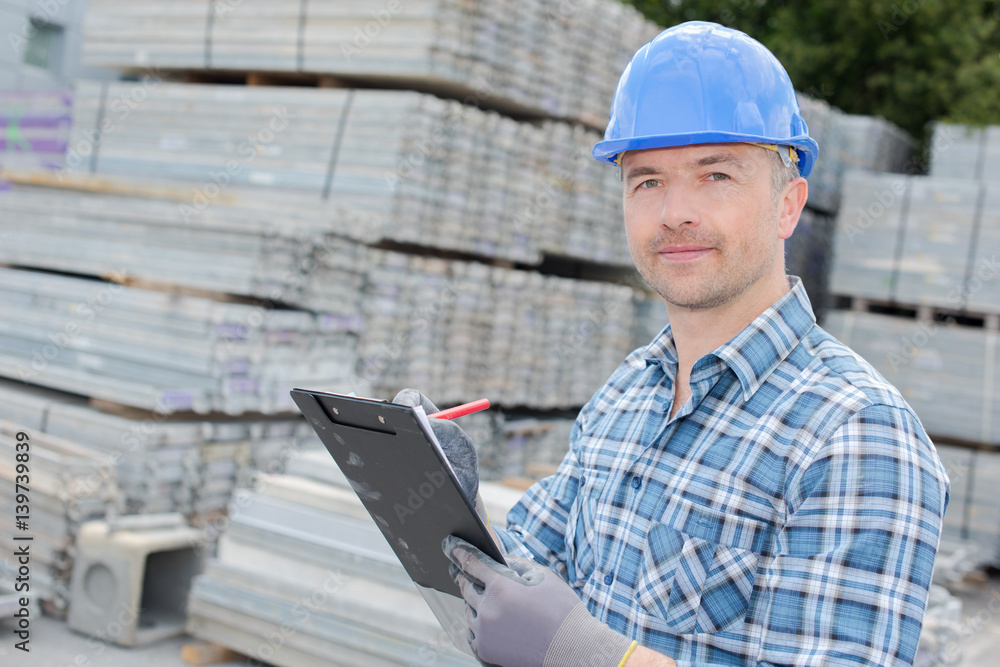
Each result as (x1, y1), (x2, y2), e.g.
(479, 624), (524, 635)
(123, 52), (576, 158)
(777, 177), (808, 240)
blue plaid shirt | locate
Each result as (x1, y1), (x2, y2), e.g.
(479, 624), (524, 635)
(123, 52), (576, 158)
(494, 278), (949, 666)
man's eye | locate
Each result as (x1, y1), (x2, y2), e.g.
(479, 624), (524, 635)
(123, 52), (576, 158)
(709, 173), (730, 181)
(640, 179), (660, 189)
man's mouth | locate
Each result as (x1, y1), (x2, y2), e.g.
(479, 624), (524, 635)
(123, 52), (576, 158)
(658, 245), (713, 261)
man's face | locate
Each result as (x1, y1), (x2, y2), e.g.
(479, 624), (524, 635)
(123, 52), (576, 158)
(621, 143), (788, 311)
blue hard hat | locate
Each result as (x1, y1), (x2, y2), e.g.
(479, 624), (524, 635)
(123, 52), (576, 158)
(593, 21), (819, 178)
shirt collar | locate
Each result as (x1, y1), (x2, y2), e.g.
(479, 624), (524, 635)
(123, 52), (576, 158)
(639, 277), (816, 401)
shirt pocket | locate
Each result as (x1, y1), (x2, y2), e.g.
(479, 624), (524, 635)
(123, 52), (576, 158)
(634, 499), (772, 635)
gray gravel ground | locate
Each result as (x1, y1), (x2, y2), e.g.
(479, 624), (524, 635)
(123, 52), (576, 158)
(0, 614), (245, 667)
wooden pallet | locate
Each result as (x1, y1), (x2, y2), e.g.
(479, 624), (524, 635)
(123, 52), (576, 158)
(831, 294), (1000, 330)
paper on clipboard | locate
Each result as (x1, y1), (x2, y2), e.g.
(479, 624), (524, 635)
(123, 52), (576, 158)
(407, 404), (477, 656)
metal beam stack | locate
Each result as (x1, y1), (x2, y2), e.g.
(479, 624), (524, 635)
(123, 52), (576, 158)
(356, 248), (637, 408)
(54, 80), (633, 265)
(187, 448), (525, 666)
(81, 0), (659, 125)
(0, 378), (314, 521)
(0, 419), (119, 616)
(0, 267), (362, 415)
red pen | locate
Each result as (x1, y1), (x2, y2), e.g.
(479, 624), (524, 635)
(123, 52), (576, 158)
(428, 398), (491, 420)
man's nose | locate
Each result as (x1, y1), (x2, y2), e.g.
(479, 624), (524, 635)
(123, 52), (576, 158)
(657, 181), (699, 230)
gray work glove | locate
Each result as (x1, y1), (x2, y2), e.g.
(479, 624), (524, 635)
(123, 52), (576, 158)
(393, 389), (487, 523)
(444, 535), (635, 667)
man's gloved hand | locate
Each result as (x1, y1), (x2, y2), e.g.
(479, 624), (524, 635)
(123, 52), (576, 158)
(393, 389), (486, 523)
(443, 535), (636, 667)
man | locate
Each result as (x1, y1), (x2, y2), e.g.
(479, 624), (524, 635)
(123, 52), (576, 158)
(398, 21), (949, 667)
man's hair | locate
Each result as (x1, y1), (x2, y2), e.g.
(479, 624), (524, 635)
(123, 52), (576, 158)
(769, 150), (801, 202)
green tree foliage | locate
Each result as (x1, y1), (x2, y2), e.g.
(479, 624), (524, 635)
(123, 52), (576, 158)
(622, 1), (1000, 156)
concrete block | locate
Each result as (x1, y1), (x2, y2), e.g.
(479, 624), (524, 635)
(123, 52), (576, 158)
(67, 513), (203, 646)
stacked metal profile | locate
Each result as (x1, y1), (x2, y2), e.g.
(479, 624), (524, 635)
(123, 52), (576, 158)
(357, 249), (636, 408)
(0, 90), (73, 171)
(0, 183), (329, 302)
(0, 378), (313, 522)
(81, 0), (659, 125)
(0, 420), (119, 616)
(0, 267), (362, 415)
(56, 80), (636, 265)
(186, 448), (523, 667)
(535, 121), (631, 266)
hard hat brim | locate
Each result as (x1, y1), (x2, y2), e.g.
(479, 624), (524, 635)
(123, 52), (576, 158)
(593, 131), (818, 179)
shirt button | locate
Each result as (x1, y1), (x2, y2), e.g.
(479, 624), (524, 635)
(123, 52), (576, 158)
(604, 573), (614, 586)
(631, 476), (642, 490)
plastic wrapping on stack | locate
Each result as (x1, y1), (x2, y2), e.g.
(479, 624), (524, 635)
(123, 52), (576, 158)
(0, 90), (73, 172)
(824, 310), (999, 446)
(357, 249), (636, 408)
(795, 92), (843, 214)
(0, 267), (363, 415)
(0, 420), (119, 616)
(929, 122), (1000, 182)
(0, 378), (313, 521)
(81, 0), (659, 125)
(186, 448), (524, 667)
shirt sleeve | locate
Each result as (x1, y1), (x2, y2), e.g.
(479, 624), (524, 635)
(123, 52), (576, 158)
(754, 403), (950, 667)
(492, 414), (587, 578)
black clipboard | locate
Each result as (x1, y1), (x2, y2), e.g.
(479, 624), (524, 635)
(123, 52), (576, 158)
(290, 388), (506, 598)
